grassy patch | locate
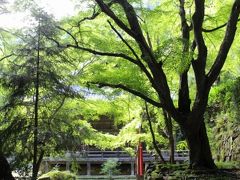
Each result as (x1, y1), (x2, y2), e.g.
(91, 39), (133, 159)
(216, 161), (240, 169)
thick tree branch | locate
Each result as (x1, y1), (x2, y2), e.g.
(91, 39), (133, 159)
(51, 0), (178, 121)
(178, 0), (191, 114)
(112, 0), (181, 120)
(95, 0), (136, 37)
(96, 0), (156, 63)
(116, 0), (144, 37)
(162, 109), (175, 163)
(207, 0), (240, 87)
(92, 82), (162, 107)
(192, 0), (207, 88)
(179, 0), (190, 37)
(115, 0), (156, 62)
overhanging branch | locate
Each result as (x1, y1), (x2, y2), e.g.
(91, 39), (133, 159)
(0, 54), (14, 62)
(66, 44), (138, 64)
(92, 82), (162, 107)
(202, 18), (240, 32)
(45, 35), (139, 65)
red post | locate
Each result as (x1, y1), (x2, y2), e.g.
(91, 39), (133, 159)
(136, 142), (144, 179)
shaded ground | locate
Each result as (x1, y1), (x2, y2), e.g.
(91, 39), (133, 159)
(146, 163), (240, 180)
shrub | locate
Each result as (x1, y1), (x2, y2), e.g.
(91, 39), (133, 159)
(38, 170), (76, 180)
(100, 158), (120, 177)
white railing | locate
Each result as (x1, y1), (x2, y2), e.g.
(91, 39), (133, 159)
(43, 150), (189, 162)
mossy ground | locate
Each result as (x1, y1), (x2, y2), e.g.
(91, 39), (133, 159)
(146, 162), (240, 180)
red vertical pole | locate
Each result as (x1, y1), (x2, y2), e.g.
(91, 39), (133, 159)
(136, 122), (144, 180)
(139, 143), (143, 176)
(137, 142), (144, 177)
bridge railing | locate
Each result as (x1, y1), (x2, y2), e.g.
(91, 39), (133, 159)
(57, 150), (189, 162)
(41, 150), (189, 175)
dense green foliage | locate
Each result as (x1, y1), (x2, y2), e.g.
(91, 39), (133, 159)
(208, 78), (240, 161)
(0, 0), (240, 178)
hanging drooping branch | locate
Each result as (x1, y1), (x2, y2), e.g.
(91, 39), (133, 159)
(145, 102), (165, 163)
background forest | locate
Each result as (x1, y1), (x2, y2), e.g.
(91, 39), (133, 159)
(0, 0), (239, 179)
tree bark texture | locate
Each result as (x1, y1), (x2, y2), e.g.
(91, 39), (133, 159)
(181, 118), (216, 169)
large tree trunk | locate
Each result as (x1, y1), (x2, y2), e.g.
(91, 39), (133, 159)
(0, 154), (15, 180)
(181, 119), (216, 169)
